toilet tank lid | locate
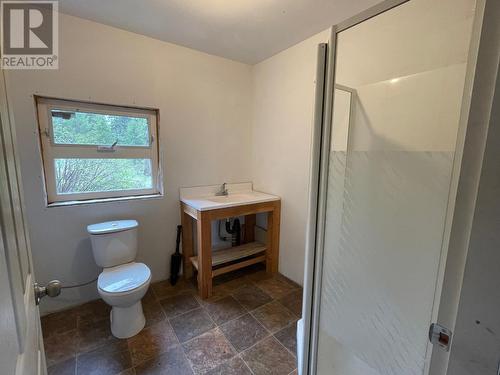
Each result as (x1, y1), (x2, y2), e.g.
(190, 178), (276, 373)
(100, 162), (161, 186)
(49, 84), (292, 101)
(87, 220), (138, 235)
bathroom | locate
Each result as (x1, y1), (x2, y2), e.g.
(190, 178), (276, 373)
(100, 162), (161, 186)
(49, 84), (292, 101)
(0, 0), (499, 374)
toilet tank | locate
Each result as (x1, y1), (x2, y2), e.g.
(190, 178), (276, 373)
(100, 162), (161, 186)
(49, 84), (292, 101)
(87, 220), (139, 268)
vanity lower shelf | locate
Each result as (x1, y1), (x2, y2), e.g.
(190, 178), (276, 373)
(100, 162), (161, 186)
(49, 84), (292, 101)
(190, 241), (267, 277)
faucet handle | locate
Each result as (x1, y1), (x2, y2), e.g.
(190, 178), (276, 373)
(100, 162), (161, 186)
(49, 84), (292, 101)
(215, 182), (229, 196)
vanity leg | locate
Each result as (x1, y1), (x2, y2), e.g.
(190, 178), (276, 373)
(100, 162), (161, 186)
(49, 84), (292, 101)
(197, 212), (212, 298)
(180, 205), (194, 279)
(244, 214), (256, 243)
(266, 201), (281, 274)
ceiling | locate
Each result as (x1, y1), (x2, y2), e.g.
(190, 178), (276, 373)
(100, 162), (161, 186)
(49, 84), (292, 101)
(58, 0), (383, 64)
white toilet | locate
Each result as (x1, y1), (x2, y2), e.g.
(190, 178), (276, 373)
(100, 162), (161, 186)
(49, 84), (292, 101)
(87, 219), (151, 339)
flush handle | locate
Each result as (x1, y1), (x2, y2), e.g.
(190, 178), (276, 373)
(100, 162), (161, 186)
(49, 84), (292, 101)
(429, 323), (452, 351)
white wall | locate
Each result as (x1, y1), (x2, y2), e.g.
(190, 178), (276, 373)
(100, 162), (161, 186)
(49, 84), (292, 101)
(251, 30), (330, 284)
(350, 63), (467, 152)
(6, 14), (253, 314)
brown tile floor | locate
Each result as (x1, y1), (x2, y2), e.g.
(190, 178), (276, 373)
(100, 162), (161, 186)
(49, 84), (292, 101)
(42, 264), (302, 375)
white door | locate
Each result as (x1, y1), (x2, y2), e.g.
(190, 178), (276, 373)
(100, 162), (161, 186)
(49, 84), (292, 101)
(309, 0), (480, 374)
(0, 68), (46, 375)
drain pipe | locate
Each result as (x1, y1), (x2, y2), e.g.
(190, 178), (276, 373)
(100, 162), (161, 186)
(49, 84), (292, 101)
(218, 220), (229, 242)
(225, 218), (241, 246)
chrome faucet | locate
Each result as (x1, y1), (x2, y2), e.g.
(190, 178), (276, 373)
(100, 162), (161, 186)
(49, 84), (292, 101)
(215, 182), (228, 196)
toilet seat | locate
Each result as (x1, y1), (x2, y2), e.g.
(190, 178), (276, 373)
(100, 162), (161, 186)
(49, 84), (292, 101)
(98, 262), (151, 295)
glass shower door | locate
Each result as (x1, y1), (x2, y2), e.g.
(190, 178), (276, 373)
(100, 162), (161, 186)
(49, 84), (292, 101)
(314, 0), (476, 374)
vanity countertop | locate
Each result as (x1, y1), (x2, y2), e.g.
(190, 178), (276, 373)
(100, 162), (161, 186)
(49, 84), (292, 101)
(180, 182), (280, 211)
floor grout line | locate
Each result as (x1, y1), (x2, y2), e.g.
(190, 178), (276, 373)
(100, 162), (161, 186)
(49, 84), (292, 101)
(181, 342), (197, 375)
(274, 329), (299, 360)
(238, 332), (274, 356)
(129, 319), (184, 371)
(218, 309), (250, 328)
(244, 294), (299, 372)
(248, 307), (273, 336)
(181, 303), (234, 375)
(204, 291), (275, 375)
(274, 320), (299, 358)
(166, 304), (203, 322)
(236, 352), (257, 375)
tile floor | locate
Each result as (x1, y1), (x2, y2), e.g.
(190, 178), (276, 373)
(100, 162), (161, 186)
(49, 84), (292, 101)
(42, 265), (302, 375)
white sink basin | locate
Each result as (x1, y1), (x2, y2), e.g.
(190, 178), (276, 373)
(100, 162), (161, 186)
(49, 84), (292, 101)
(180, 183), (279, 211)
(204, 193), (257, 204)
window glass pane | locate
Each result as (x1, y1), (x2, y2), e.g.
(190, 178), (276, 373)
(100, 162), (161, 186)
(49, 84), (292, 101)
(55, 158), (153, 194)
(51, 110), (150, 146)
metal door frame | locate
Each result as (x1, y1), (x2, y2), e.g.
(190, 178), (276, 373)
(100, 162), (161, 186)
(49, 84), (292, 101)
(301, 0), (488, 374)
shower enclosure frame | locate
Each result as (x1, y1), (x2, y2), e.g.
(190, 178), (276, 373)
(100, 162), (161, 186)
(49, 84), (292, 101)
(301, 0), (490, 374)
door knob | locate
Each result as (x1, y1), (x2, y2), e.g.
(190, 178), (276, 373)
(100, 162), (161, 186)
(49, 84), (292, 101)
(34, 280), (62, 305)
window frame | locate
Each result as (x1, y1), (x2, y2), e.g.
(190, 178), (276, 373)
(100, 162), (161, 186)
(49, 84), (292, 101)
(35, 97), (161, 205)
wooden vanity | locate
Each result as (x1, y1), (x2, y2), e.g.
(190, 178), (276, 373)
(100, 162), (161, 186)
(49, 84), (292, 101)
(179, 184), (281, 299)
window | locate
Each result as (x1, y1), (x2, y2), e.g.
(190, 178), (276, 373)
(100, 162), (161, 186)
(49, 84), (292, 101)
(36, 97), (161, 204)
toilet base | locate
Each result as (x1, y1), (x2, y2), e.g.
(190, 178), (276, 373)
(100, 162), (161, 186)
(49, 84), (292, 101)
(110, 301), (145, 339)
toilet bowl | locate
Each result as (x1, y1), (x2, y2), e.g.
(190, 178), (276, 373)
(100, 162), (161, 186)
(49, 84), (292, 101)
(98, 262), (151, 338)
(87, 220), (151, 339)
